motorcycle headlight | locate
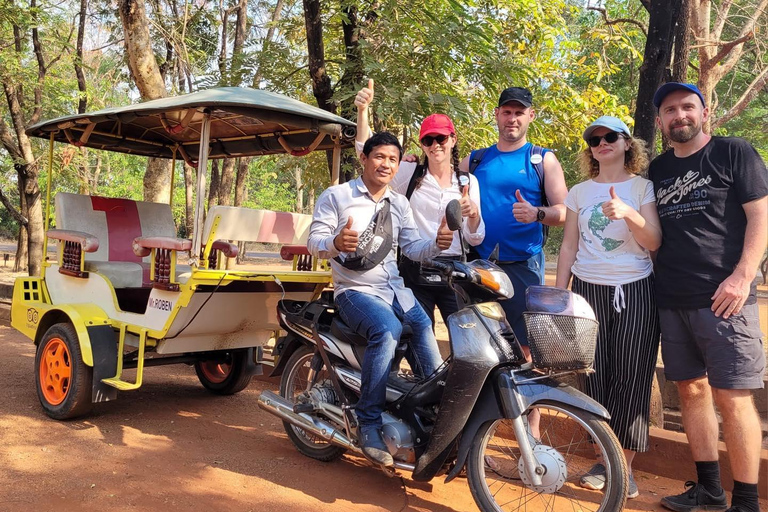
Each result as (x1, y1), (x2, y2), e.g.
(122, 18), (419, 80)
(469, 261), (514, 299)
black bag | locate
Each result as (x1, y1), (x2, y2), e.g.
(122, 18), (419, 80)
(334, 199), (393, 271)
(399, 256), (447, 287)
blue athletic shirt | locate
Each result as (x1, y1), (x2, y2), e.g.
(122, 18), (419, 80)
(471, 142), (549, 261)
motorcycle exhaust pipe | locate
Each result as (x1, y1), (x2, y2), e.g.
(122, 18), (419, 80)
(257, 391), (360, 453)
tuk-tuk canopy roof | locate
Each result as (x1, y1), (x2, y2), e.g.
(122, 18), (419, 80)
(26, 87), (356, 161)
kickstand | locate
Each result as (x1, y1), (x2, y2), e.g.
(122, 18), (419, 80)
(380, 465), (399, 478)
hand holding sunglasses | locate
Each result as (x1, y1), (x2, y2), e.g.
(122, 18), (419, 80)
(587, 131), (624, 148)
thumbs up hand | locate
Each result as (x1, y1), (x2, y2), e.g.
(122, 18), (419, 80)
(334, 216), (359, 252)
(459, 184), (478, 219)
(436, 216), (453, 250)
(354, 79), (375, 110)
(512, 189), (538, 224)
(601, 186), (632, 221)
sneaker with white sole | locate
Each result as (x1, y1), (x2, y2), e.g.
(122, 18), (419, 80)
(579, 463), (606, 491)
(628, 473), (639, 499)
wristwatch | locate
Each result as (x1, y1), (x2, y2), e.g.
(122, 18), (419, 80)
(536, 208), (546, 222)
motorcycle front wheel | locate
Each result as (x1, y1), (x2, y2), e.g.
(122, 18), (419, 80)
(466, 403), (627, 512)
(279, 345), (346, 462)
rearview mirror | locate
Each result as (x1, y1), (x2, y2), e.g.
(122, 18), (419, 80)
(446, 199), (462, 231)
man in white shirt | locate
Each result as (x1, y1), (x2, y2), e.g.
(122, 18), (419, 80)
(308, 131), (453, 467)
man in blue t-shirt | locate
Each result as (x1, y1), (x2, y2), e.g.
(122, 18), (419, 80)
(459, 87), (567, 353)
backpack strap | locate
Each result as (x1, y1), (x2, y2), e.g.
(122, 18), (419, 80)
(530, 144), (548, 207)
(468, 147), (489, 174)
(530, 144), (550, 245)
(405, 164), (426, 200)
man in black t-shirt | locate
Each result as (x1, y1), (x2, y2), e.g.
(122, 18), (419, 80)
(649, 82), (768, 512)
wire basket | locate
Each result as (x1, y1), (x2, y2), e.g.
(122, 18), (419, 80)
(523, 313), (599, 371)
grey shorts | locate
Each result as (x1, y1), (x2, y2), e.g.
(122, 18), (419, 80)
(659, 304), (765, 390)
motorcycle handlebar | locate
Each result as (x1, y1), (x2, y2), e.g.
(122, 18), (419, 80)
(422, 259), (452, 273)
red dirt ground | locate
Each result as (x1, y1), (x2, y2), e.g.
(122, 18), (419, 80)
(2, 324), (766, 512)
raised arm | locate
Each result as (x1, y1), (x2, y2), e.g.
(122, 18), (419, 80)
(601, 185), (661, 251)
(354, 79), (374, 155)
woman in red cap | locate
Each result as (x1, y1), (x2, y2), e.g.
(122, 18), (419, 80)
(354, 80), (485, 327)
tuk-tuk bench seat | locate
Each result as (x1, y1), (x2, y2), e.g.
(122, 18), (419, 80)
(52, 193), (179, 288)
(201, 206), (316, 270)
(280, 245), (316, 271)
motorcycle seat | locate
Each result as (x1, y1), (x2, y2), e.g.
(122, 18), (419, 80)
(330, 317), (413, 347)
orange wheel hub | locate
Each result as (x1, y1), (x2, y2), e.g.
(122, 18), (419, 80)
(39, 338), (72, 405)
(199, 360), (231, 383)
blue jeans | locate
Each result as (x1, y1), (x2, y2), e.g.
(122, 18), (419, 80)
(335, 290), (443, 428)
(498, 251), (545, 346)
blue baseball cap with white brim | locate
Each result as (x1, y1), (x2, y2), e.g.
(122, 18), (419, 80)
(582, 116), (631, 141)
(653, 82), (706, 108)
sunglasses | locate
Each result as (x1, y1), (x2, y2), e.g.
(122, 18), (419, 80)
(420, 134), (450, 146)
(587, 131), (624, 148)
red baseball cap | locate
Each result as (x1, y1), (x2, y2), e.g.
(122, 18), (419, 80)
(419, 114), (455, 139)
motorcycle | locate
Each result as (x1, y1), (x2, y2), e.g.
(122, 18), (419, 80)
(257, 200), (628, 512)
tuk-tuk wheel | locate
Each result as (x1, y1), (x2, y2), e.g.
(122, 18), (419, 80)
(194, 350), (252, 395)
(35, 323), (93, 420)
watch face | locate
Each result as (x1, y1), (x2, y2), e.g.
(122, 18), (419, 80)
(537, 208), (545, 221)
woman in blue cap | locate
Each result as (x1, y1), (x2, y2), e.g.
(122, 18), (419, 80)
(555, 115), (662, 499)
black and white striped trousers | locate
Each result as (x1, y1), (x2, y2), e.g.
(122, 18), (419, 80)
(571, 275), (660, 452)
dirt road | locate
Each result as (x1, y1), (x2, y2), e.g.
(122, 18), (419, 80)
(0, 324), (763, 512)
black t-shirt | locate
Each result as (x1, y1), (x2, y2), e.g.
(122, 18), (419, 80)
(648, 136), (768, 309)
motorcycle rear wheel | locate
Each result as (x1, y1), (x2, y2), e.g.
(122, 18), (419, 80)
(466, 403), (627, 512)
(279, 345), (346, 462)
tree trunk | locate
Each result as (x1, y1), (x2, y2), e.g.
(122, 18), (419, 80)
(74, 0), (88, 113)
(234, 157), (249, 206)
(143, 158), (172, 203)
(633, 0), (683, 154)
(251, 0), (285, 87)
(308, 187), (315, 213)
(231, 0), (248, 86)
(208, 160), (221, 208)
(183, 163), (195, 237)
(3, 81), (44, 275)
(14, 176), (28, 272)
(294, 166), (304, 212)
(118, 0), (171, 202)
(692, 0), (768, 131)
(92, 152), (102, 194)
(671, 0), (691, 82)
(218, 158), (236, 205)
(303, 0), (336, 114)
(22, 169), (44, 276)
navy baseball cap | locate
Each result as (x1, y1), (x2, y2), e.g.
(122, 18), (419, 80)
(582, 116), (631, 141)
(498, 87), (533, 108)
(653, 82), (706, 108)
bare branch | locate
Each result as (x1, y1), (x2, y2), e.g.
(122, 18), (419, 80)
(712, 67), (768, 129)
(712, 0), (735, 40)
(31, 0), (46, 126)
(279, 64), (310, 84)
(0, 188), (28, 226)
(0, 118), (23, 161)
(709, 31), (755, 68)
(587, 6), (647, 36)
